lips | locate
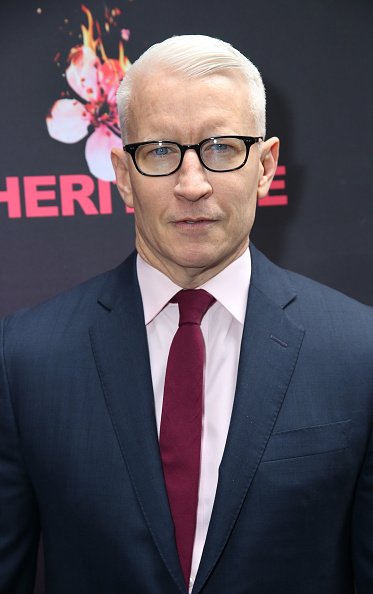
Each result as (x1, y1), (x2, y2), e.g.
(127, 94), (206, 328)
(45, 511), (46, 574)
(182, 219), (211, 224)
(171, 218), (217, 234)
(173, 218), (216, 224)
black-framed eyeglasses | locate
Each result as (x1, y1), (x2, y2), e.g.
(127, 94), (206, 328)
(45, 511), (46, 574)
(123, 135), (263, 177)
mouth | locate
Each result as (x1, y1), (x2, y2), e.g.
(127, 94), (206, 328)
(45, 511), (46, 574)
(173, 217), (217, 224)
(172, 218), (217, 231)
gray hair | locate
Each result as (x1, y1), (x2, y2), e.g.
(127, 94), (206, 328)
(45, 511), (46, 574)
(117, 34), (266, 140)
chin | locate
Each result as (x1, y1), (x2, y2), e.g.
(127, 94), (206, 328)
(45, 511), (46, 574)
(172, 252), (221, 272)
(172, 245), (210, 262)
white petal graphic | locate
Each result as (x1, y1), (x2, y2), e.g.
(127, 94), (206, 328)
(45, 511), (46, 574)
(66, 46), (100, 102)
(85, 124), (122, 181)
(46, 99), (90, 143)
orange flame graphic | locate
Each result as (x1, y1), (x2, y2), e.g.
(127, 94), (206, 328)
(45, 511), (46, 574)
(81, 4), (99, 52)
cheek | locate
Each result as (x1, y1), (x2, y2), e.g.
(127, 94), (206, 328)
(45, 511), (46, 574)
(224, 180), (257, 225)
(131, 179), (155, 214)
(231, 203), (256, 240)
(132, 186), (170, 237)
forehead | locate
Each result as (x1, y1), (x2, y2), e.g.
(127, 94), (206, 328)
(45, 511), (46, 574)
(126, 70), (255, 141)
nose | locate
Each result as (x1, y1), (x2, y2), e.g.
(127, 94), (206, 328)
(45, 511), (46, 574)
(174, 149), (213, 202)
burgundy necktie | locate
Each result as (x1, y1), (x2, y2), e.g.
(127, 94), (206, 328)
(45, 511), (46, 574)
(159, 289), (215, 587)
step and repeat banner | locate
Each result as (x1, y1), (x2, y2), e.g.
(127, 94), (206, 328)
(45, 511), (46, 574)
(0, 0), (372, 590)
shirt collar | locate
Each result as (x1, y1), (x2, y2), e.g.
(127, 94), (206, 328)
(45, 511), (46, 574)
(137, 248), (251, 326)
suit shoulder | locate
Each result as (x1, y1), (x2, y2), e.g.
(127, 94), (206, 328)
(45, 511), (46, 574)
(278, 267), (373, 367)
(3, 270), (108, 328)
(1, 252), (137, 342)
(250, 246), (373, 342)
(284, 266), (373, 320)
(252, 245), (372, 314)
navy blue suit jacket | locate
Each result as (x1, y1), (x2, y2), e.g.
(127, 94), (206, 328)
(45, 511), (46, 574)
(1, 246), (372, 593)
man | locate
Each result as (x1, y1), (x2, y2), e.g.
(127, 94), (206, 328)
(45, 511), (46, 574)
(0, 35), (372, 594)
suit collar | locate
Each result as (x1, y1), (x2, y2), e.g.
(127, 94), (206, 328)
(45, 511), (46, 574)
(249, 243), (298, 310)
(95, 244), (295, 317)
(95, 245), (296, 311)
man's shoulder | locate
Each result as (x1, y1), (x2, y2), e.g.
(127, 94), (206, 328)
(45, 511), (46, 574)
(252, 244), (371, 305)
(250, 245), (373, 333)
(1, 251), (138, 339)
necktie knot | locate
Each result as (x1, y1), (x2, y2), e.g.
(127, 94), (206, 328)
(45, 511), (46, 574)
(172, 289), (215, 326)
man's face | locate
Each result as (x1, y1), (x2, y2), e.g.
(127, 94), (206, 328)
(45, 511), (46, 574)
(112, 70), (279, 287)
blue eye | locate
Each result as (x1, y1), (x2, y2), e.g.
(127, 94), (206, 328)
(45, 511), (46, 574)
(154, 146), (170, 156)
(211, 143), (228, 152)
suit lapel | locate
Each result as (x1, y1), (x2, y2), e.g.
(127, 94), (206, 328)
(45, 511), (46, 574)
(192, 246), (305, 593)
(89, 253), (186, 594)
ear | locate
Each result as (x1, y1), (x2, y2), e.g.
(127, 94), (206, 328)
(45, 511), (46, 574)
(257, 137), (280, 200)
(111, 148), (134, 208)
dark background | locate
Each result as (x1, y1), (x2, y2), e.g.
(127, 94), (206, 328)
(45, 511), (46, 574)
(0, 0), (372, 590)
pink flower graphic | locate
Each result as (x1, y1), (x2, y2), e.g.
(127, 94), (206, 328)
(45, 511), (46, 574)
(46, 5), (130, 181)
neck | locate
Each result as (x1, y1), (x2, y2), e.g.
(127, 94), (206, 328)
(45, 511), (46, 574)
(136, 242), (249, 289)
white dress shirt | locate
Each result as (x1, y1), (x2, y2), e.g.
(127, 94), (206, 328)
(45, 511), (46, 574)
(136, 249), (251, 592)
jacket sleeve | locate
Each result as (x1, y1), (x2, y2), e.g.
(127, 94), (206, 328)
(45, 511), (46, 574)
(0, 319), (40, 594)
(352, 421), (373, 593)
